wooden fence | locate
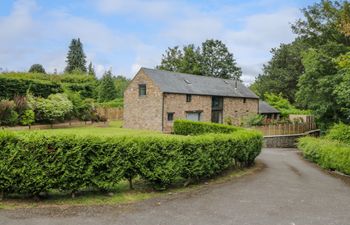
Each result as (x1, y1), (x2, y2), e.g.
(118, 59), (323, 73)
(252, 122), (317, 136)
(96, 107), (123, 121)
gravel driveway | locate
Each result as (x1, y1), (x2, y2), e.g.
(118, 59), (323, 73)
(1, 148), (350, 225)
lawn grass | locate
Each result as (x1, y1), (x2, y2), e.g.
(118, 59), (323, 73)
(0, 163), (263, 210)
(14, 120), (165, 137)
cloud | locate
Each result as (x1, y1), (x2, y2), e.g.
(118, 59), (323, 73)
(0, 0), (302, 83)
(94, 0), (175, 19)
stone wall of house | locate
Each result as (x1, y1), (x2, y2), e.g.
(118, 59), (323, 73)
(223, 97), (259, 125)
(123, 70), (163, 131)
(163, 93), (212, 133)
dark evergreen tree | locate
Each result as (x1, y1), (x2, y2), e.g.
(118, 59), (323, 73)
(65, 38), (87, 73)
(98, 70), (117, 102)
(28, 64), (46, 74)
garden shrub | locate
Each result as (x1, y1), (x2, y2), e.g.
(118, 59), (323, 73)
(173, 120), (240, 135)
(29, 93), (73, 124)
(298, 137), (350, 175)
(326, 123), (350, 145)
(0, 100), (18, 126)
(0, 128), (262, 195)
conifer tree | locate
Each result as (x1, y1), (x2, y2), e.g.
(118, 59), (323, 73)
(88, 62), (96, 77)
(98, 70), (117, 102)
(65, 38), (87, 73)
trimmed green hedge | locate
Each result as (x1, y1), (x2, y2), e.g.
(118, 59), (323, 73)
(0, 129), (262, 195)
(298, 137), (350, 175)
(173, 120), (241, 135)
(326, 123), (350, 145)
(0, 76), (63, 99)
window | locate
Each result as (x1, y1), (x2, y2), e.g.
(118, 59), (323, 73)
(186, 94), (192, 102)
(167, 112), (174, 121)
(212, 96), (223, 110)
(139, 84), (146, 96)
(186, 112), (201, 121)
(243, 98), (246, 103)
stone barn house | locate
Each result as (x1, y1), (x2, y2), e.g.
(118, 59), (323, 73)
(124, 68), (259, 132)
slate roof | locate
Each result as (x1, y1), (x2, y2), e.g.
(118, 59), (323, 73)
(259, 100), (280, 114)
(141, 68), (259, 99)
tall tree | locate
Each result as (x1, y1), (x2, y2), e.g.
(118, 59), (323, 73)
(296, 48), (342, 127)
(201, 39), (241, 79)
(28, 64), (46, 74)
(65, 38), (87, 73)
(98, 70), (117, 102)
(157, 40), (241, 79)
(157, 45), (202, 75)
(88, 62), (96, 77)
(250, 39), (307, 103)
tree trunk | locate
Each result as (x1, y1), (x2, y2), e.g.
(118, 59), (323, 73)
(128, 177), (133, 190)
(71, 191), (76, 198)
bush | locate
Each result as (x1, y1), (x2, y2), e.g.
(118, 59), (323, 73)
(298, 137), (350, 175)
(326, 123), (350, 145)
(0, 100), (18, 126)
(242, 114), (265, 126)
(20, 109), (35, 126)
(0, 128), (262, 195)
(29, 93), (73, 124)
(173, 120), (240, 135)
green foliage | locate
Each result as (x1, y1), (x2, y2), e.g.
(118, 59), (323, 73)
(0, 100), (18, 126)
(157, 45), (202, 75)
(28, 64), (46, 74)
(114, 75), (130, 98)
(98, 70), (118, 102)
(334, 53), (350, 121)
(0, 76), (63, 99)
(173, 120), (240, 135)
(65, 38), (87, 73)
(88, 62), (96, 77)
(251, 40), (306, 103)
(0, 126), (262, 194)
(298, 136), (350, 175)
(20, 109), (35, 126)
(265, 93), (311, 117)
(201, 39), (242, 79)
(326, 123), (350, 145)
(29, 93), (73, 123)
(157, 39), (241, 79)
(242, 114), (265, 126)
(296, 48), (344, 126)
(98, 98), (123, 108)
(65, 91), (96, 121)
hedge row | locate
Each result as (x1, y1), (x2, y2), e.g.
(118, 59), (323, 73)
(173, 120), (241, 135)
(0, 77), (63, 99)
(326, 123), (350, 145)
(0, 129), (262, 195)
(298, 137), (350, 175)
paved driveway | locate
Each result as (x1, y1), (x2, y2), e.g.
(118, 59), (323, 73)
(1, 148), (350, 225)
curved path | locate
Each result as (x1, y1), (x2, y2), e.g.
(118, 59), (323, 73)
(1, 148), (350, 225)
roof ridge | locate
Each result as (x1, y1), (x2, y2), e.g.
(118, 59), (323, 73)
(141, 67), (242, 83)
